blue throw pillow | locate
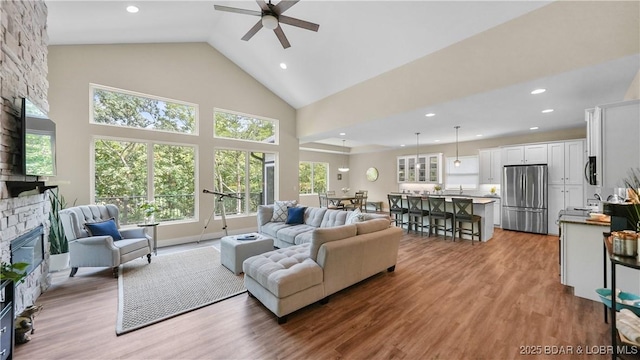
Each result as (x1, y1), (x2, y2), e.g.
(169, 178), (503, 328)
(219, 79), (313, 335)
(84, 218), (123, 240)
(286, 206), (306, 225)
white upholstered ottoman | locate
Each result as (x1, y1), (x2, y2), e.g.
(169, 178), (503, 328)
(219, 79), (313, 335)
(220, 233), (274, 275)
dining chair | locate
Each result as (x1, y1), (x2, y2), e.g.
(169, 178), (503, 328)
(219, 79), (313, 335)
(452, 197), (482, 244)
(427, 196), (454, 240)
(345, 191), (365, 211)
(319, 192), (342, 210)
(357, 190), (369, 212)
(387, 194), (408, 229)
(406, 195), (429, 236)
(324, 191), (345, 210)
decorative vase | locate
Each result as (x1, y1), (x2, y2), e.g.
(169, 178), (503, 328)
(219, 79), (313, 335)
(49, 252), (70, 272)
(144, 214), (155, 224)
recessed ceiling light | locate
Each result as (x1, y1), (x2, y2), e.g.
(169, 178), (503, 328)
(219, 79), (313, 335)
(542, 109), (554, 113)
(279, 63), (287, 70)
(126, 5), (139, 13)
(425, 113), (436, 117)
(339, 132), (346, 136)
(400, 144), (406, 147)
(531, 88), (546, 95)
(476, 134), (483, 137)
(530, 127), (539, 130)
(434, 140), (440, 142)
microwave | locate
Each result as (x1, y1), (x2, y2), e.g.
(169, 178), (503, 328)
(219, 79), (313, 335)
(584, 156), (597, 185)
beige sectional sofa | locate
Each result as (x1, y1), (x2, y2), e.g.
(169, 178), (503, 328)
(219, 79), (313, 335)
(245, 205), (402, 323)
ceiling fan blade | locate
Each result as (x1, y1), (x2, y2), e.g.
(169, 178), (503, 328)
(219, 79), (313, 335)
(255, 0), (269, 12)
(278, 15), (319, 32)
(273, 0), (299, 15)
(214, 5), (262, 17)
(273, 26), (291, 49)
(242, 20), (263, 41)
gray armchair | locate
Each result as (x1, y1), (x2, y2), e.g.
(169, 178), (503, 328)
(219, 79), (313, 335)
(59, 204), (152, 278)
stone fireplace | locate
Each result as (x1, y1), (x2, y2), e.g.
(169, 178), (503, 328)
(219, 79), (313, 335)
(0, 0), (50, 314)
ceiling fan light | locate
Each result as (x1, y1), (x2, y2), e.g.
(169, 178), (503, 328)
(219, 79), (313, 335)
(262, 14), (278, 30)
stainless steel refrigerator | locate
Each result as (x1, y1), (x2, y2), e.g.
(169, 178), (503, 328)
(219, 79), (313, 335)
(502, 164), (548, 234)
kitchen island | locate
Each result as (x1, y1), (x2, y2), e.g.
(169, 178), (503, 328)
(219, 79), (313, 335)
(391, 193), (495, 242)
(559, 211), (640, 302)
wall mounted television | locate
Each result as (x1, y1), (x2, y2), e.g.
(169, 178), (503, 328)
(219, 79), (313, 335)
(20, 98), (57, 177)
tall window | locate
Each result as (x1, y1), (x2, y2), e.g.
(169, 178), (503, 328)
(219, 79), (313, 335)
(94, 139), (196, 225)
(214, 149), (276, 216)
(445, 155), (479, 190)
(91, 84), (197, 134)
(299, 162), (328, 194)
(214, 108), (278, 144)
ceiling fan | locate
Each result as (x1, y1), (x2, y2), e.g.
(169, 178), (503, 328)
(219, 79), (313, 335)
(214, 0), (319, 49)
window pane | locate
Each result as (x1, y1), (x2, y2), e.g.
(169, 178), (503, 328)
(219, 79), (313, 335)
(313, 163), (327, 193)
(94, 139), (148, 225)
(249, 152), (267, 212)
(299, 163), (312, 194)
(214, 149), (246, 216)
(214, 110), (277, 143)
(153, 144), (196, 222)
(92, 86), (196, 134)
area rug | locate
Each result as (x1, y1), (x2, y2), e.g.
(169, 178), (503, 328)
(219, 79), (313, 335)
(116, 246), (245, 335)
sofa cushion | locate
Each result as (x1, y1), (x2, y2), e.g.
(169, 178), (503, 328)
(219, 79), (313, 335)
(304, 207), (327, 227)
(272, 200), (297, 222)
(276, 225), (316, 245)
(84, 218), (122, 240)
(286, 206), (306, 225)
(319, 209), (349, 228)
(261, 222), (292, 239)
(356, 218), (390, 235)
(346, 209), (365, 224)
(294, 231), (313, 245)
(243, 244), (322, 298)
(309, 224), (357, 261)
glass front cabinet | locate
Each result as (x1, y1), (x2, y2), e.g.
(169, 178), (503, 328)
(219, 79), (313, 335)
(397, 153), (442, 183)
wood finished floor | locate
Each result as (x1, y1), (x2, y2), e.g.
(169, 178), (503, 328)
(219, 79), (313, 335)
(16, 228), (613, 360)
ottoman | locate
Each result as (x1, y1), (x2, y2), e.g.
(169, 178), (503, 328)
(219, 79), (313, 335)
(220, 233), (274, 275)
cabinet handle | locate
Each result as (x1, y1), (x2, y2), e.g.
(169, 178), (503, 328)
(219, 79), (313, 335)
(0, 326), (5, 333)
(0, 349), (5, 356)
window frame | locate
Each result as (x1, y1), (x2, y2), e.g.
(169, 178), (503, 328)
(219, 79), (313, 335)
(299, 161), (329, 195)
(91, 135), (199, 226)
(444, 155), (479, 190)
(89, 83), (199, 136)
(213, 146), (279, 218)
(213, 107), (279, 145)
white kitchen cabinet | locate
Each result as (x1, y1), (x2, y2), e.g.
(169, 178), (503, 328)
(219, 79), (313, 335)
(493, 199), (501, 227)
(547, 140), (585, 186)
(478, 148), (501, 184)
(548, 184), (585, 236)
(600, 100), (640, 188)
(397, 154), (442, 183)
(561, 221), (640, 302)
(502, 144), (548, 165)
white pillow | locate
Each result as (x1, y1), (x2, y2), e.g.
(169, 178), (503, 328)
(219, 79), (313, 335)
(271, 200), (298, 222)
(346, 208), (365, 224)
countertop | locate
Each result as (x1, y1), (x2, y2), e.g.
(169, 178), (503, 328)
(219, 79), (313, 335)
(558, 208), (610, 227)
(390, 193), (497, 204)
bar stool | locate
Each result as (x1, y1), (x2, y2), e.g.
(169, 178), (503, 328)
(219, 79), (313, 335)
(387, 194), (408, 229)
(406, 195), (429, 236)
(427, 196), (454, 240)
(452, 197), (482, 244)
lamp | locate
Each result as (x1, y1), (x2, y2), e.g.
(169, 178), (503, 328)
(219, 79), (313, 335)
(262, 14), (278, 30)
(415, 132), (421, 169)
(454, 126), (461, 167)
(338, 139), (350, 172)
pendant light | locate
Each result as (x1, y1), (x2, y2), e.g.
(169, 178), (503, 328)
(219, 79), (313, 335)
(454, 125), (461, 167)
(338, 139), (350, 172)
(415, 132), (421, 169)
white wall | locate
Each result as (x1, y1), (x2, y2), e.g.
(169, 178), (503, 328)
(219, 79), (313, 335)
(48, 43), (297, 245)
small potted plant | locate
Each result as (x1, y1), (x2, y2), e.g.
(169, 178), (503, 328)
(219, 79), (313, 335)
(490, 186), (497, 196)
(1, 262), (28, 284)
(48, 188), (71, 271)
(434, 185), (442, 195)
(140, 201), (159, 224)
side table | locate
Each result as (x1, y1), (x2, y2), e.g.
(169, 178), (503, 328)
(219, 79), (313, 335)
(137, 222), (159, 256)
(221, 233), (274, 275)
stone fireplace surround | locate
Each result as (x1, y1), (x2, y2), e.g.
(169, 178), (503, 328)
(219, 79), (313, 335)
(0, 0), (51, 314)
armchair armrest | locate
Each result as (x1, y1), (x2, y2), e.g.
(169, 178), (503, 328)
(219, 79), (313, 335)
(120, 227), (149, 240)
(69, 235), (120, 267)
